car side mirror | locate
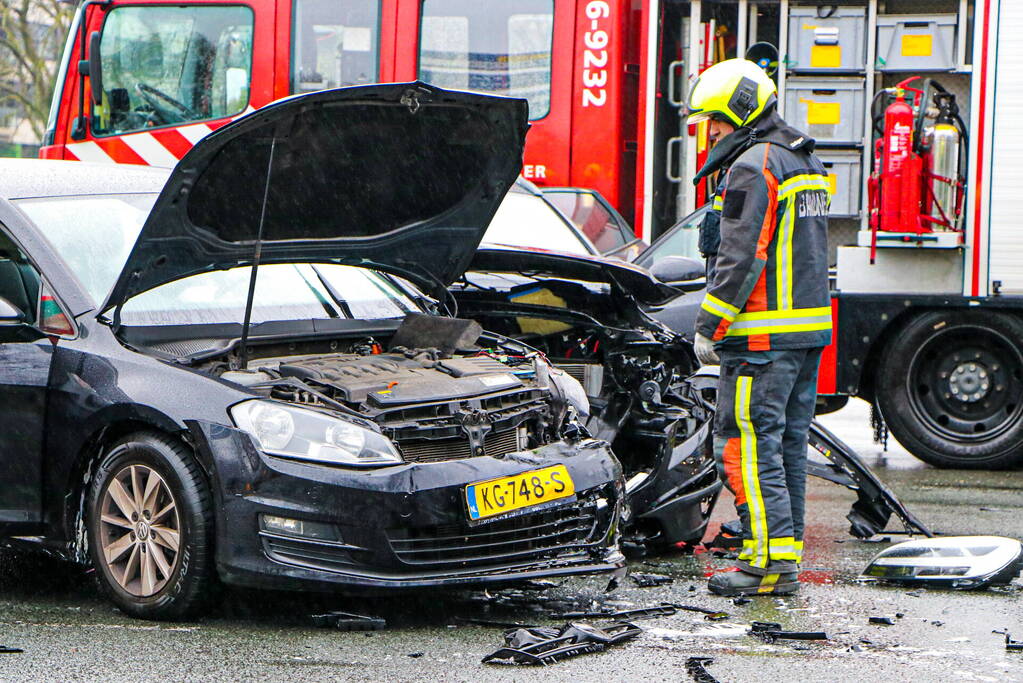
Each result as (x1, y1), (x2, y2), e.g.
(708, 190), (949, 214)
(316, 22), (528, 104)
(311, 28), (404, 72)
(650, 256), (705, 290)
(0, 296), (26, 324)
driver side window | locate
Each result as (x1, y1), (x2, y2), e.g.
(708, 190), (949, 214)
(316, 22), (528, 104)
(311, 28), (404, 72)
(0, 230), (41, 326)
(94, 5), (254, 136)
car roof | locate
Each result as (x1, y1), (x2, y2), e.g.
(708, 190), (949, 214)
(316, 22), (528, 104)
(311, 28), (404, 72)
(0, 158), (170, 200)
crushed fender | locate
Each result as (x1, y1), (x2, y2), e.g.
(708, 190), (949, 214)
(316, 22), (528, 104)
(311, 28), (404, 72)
(748, 621), (828, 643)
(482, 621), (641, 665)
(311, 611), (387, 631)
(685, 656), (720, 682)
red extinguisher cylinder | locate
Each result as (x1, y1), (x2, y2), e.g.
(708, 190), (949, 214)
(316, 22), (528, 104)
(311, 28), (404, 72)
(880, 94), (917, 232)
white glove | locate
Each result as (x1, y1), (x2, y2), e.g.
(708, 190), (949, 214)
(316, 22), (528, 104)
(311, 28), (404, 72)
(694, 332), (720, 366)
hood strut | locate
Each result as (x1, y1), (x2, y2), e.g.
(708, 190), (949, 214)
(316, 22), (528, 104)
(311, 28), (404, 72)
(238, 137), (278, 370)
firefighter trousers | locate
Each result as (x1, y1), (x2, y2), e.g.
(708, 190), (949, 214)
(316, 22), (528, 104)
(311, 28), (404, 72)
(713, 346), (824, 576)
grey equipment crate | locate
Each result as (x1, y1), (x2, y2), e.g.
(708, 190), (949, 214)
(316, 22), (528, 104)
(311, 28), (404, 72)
(783, 78), (865, 145)
(787, 6), (866, 72)
(818, 149), (862, 218)
(876, 15), (957, 72)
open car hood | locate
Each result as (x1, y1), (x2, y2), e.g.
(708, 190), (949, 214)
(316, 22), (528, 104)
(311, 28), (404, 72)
(104, 83), (528, 310)
(470, 244), (679, 306)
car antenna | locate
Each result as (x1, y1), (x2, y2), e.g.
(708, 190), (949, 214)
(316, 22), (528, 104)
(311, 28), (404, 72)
(237, 137), (277, 370)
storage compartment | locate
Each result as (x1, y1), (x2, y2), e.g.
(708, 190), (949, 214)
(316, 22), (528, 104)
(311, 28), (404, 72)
(876, 14), (957, 71)
(818, 149), (861, 218)
(783, 78), (865, 145)
(787, 6), (867, 72)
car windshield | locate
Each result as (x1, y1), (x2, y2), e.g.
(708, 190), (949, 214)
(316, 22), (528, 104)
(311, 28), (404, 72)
(636, 205), (708, 268)
(483, 191), (594, 255)
(14, 193), (421, 325)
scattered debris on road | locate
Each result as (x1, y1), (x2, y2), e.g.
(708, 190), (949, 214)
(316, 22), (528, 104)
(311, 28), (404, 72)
(482, 621), (642, 665)
(631, 573), (674, 588)
(748, 621), (828, 643)
(869, 616), (896, 626)
(685, 656), (720, 682)
(556, 603), (678, 621)
(1005, 633), (1023, 651)
(0, 646), (23, 654)
(310, 611), (387, 631)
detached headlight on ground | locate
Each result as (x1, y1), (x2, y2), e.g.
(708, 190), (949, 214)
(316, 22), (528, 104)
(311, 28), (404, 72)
(862, 535), (1023, 589)
(231, 400), (402, 467)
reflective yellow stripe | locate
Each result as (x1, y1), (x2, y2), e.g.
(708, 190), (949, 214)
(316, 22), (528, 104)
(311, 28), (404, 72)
(777, 173), (832, 200)
(776, 197), (796, 310)
(701, 299), (736, 322)
(736, 375), (768, 569)
(758, 573), (780, 593)
(713, 195), (724, 211)
(701, 293), (739, 322)
(706, 292), (740, 314)
(794, 540), (805, 563)
(725, 306), (832, 337)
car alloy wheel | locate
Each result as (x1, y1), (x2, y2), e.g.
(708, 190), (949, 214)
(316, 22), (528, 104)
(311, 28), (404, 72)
(98, 464), (181, 597)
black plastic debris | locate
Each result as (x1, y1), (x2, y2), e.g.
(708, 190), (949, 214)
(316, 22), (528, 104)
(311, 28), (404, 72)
(311, 611), (387, 631)
(668, 603), (730, 621)
(407, 652), (424, 658)
(748, 621), (828, 643)
(557, 603), (677, 621)
(1006, 633), (1023, 651)
(732, 597), (752, 606)
(685, 656), (720, 683)
(0, 647), (22, 654)
(869, 616), (896, 626)
(482, 621), (642, 665)
(631, 572), (673, 588)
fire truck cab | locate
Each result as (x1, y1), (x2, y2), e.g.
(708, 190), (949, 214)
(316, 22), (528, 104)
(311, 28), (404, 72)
(41, 0), (1023, 470)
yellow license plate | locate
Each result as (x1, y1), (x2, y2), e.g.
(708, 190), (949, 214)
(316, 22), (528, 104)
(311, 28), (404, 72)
(465, 465), (575, 521)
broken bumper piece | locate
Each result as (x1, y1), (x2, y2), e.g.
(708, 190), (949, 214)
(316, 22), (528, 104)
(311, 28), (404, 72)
(483, 621), (642, 665)
(191, 422), (625, 591)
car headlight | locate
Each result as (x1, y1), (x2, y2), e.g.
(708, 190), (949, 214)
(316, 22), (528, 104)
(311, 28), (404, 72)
(230, 400), (402, 467)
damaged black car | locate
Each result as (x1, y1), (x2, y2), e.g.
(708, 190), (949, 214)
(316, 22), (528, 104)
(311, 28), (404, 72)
(0, 84), (626, 620)
(451, 246), (723, 553)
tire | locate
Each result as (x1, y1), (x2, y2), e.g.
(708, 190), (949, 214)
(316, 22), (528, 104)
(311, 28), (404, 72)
(86, 431), (215, 620)
(876, 310), (1023, 469)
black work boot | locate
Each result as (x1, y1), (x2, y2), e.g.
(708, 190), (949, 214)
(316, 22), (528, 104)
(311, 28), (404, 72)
(707, 569), (799, 596)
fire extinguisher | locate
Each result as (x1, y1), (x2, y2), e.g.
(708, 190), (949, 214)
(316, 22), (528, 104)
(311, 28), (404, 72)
(877, 77), (925, 235)
(868, 78), (968, 263)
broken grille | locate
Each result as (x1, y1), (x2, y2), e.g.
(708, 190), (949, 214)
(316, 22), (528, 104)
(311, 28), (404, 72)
(387, 499), (600, 567)
(398, 427), (525, 463)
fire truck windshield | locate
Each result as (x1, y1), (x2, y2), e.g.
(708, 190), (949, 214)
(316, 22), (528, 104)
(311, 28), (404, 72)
(291, 0), (379, 93)
(92, 5), (254, 136)
(419, 0), (554, 120)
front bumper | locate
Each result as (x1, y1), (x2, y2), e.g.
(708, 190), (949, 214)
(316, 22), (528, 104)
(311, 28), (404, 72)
(189, 422), (625, 591)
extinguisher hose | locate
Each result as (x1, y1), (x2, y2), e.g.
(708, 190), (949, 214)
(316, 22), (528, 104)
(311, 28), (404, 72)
(870, 88), (889, 136)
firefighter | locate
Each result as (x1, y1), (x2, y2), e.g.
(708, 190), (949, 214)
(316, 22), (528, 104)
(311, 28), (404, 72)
(686, 59), (832, 596)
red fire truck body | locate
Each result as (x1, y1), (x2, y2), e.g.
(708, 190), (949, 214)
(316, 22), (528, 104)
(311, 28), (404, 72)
(40, 0), (1023, 470)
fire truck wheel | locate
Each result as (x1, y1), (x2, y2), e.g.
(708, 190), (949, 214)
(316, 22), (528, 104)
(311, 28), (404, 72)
(877, 310), (1023, 469)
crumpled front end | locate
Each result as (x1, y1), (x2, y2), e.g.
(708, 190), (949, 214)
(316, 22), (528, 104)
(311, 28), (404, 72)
(190, 421), (624, 591)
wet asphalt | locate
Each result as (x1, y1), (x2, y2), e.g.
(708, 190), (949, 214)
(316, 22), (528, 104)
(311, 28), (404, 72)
(0, 399), (1020, 682)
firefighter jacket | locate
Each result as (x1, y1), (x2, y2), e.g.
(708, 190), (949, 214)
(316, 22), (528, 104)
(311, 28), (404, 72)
(695, 110), (833, 351)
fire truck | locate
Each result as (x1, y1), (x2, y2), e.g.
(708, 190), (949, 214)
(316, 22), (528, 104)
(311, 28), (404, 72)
(39, 0), (1023, 470)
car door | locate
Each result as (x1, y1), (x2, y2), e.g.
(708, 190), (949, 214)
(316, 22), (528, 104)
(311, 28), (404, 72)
(0, 228), (51, 524)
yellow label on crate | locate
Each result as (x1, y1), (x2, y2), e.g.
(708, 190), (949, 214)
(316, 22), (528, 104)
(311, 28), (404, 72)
(828, 173), (838, 197)
(902, 34), (933, 57)
(465, 465), (575, 521)
(811, 44), (842, 68)
(803, 100), (841, 126)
